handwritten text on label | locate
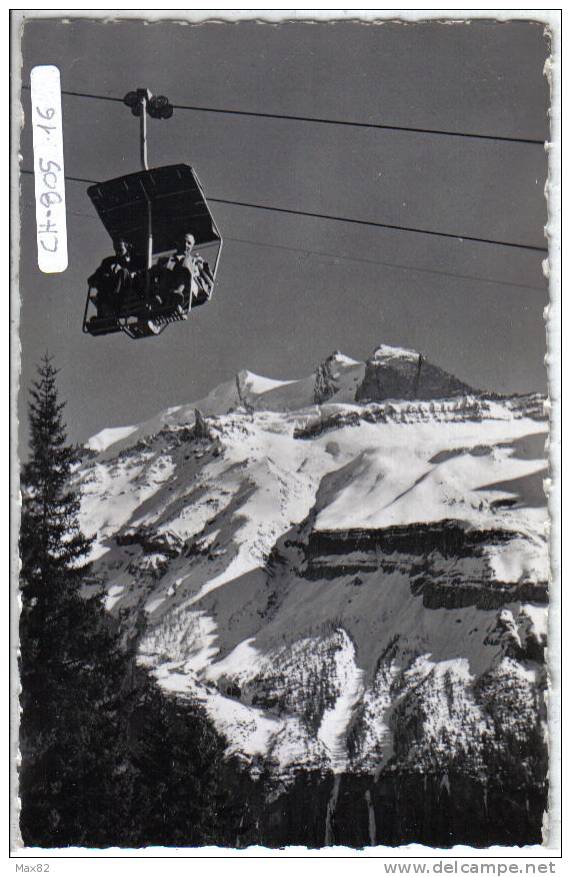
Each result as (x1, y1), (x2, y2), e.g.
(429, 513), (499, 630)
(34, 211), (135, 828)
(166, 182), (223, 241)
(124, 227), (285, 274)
(30, 65), (68, 273)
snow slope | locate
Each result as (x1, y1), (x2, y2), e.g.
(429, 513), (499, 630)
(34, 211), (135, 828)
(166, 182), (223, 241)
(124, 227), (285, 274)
(77, 347), (548, 780)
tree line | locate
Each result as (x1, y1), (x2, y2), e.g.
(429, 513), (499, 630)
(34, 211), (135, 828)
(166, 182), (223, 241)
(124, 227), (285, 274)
(18, 358), (251, 848)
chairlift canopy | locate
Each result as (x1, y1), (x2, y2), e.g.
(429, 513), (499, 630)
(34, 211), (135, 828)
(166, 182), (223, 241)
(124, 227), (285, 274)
(87, 163), (220, 259)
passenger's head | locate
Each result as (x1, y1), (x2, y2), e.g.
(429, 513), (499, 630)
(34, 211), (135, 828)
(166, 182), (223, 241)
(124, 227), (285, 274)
(178, 232), (196, 255)
(114, 238), (130, 257)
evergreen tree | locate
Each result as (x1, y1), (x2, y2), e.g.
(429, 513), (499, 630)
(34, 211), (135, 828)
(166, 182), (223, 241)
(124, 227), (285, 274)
(19, 356), (130, 845)
(20, 355), (92, 603)
(19, 357), (237, 848)
(128, 680), (230, 847)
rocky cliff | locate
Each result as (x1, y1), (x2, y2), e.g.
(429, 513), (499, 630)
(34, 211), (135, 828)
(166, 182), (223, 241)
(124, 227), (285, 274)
(356, 344), (475, 403)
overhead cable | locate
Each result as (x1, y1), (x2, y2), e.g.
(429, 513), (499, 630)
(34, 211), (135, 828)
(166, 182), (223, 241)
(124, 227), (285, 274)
(19, 190), (547, 290)
(20, 84), (546, 146)
(20, 169), (547, 253)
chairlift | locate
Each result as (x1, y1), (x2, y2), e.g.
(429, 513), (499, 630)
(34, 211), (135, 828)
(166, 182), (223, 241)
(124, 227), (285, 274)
(83, 89), (222, 340)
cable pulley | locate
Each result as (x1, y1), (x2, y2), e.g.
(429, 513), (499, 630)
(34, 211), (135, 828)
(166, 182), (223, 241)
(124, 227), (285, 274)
(123, 89), (174, 120)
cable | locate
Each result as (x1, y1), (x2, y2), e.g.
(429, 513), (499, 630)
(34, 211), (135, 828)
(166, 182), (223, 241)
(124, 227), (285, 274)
(23, 172), (97, 186)
(19, 169), (547, 253)
(224, 236), (547, 292)
(208, 197), (548, 253)
(20, 84), (545, 147)
(19, 196), (547, 293)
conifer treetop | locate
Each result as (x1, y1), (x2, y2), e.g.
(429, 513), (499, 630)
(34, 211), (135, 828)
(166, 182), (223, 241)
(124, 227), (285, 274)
(20, 356), (92, 594)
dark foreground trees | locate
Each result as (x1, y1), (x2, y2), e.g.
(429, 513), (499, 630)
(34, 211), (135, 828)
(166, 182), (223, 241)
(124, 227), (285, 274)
(19, 358), (231, 847)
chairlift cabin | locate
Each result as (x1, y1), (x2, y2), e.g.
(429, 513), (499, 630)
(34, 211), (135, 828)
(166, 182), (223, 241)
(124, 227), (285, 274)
(83, 90), (222, 340)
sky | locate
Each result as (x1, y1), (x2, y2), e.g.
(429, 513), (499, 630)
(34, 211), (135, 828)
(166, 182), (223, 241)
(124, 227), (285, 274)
(17, 15), (551, 446)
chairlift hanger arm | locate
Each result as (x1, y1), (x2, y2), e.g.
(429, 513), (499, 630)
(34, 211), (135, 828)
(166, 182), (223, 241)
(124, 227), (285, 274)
(122, 88), (175, 172)
(121, 88), (174, 271)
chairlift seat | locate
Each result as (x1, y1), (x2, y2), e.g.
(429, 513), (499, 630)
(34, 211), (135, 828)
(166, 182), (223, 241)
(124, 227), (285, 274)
(83, 164), (222, 339)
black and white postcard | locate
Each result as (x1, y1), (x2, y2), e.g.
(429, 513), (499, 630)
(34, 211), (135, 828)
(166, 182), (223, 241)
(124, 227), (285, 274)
(10, 9), (562, 858)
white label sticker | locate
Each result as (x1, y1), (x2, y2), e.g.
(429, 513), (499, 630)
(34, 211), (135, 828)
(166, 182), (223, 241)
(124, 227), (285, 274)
(30, 65), (68, 273)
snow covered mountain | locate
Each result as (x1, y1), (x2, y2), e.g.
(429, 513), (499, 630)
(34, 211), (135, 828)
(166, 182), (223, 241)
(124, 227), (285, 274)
(78, 345), (549, 846)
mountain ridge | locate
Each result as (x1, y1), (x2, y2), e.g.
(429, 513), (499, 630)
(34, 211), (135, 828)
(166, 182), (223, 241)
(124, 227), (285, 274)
(76, 343), (548, 844)
(84, 344), (497, 457)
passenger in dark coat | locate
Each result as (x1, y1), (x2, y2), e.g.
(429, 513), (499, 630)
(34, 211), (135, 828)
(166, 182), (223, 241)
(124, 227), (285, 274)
(88, 238), (134, 318)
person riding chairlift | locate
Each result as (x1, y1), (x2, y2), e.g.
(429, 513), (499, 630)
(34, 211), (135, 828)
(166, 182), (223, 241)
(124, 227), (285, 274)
(154, 233), (214, 315)
(88, 238), (135, 319)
